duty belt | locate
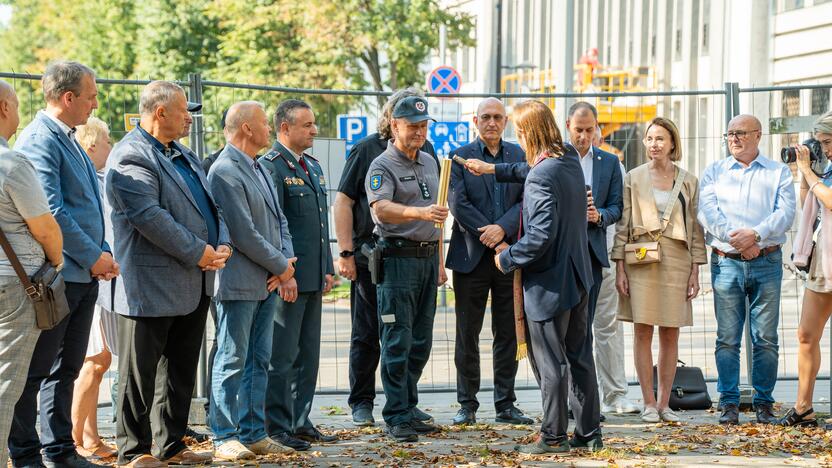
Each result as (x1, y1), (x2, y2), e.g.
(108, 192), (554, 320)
(713, 245), (780, 261)
(380, 238), (438, 258)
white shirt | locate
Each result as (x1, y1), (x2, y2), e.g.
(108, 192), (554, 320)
(44, 110), (74, 140)
(578, 145), (594, 187)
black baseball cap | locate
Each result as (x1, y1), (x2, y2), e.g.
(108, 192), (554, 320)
(392, 96), (435, 123)
(187, 101), (202, 113)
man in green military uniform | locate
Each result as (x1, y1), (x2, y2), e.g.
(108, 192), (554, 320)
(260, 99), (337, 451)
(365, 96), (449, 442)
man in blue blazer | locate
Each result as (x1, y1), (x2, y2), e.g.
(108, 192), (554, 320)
(9, 61), (119, 468)
(446, 98), (532, 426)
(107, 81), (231, 468)
(565, 103), (633, 415)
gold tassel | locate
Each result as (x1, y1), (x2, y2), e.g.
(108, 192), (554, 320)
(515, 342), (528, 361)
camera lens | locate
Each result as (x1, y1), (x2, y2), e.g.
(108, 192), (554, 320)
(780, 146), (797, 164)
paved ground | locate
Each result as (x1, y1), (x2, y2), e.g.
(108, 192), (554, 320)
(84, 381), (832, 467)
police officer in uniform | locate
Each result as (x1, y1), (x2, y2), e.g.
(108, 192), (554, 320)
(260, 99), (337, 451)
(365, 96), (448, 443)
(334, 88), (438, 427)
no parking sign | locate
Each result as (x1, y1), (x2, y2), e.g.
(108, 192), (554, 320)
(426, 66), (462, 96)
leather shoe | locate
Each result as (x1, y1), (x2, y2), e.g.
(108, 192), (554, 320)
(352, 405), (375, 427)
(756, 403), (777, 424)
(294, 426), (337, 443)
(118, 454), (166, 468)
(387, 423), (418, 442)
(411, 407), (434, 423)
(569, 432), (604, 451)
(272, 432), (311, 451)
(719, 403), (739, 425)
(163, 448), (211, 465)
(184, 427), (210, 443)
(452, 408), (476, 425)
(495, 406), (534, 425)
(411, 418), (439, 434)
(44, 452), (99, 468)
(15, 461), (46, 468)
(515, 437), (569, 454)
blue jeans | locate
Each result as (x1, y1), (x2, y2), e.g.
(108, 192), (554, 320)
(210, 294), (277, 445)
(711, 249), (782, 406)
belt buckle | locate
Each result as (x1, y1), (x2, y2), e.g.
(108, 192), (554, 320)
(418, 241), (431, 247)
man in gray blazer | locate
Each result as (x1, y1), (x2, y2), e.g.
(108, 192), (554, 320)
(106, 80), (231, 468)
(207, 101), (297, 460)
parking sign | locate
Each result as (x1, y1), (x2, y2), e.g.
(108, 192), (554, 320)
(337, 115), (368, 157)
(428, 121), (470, 159)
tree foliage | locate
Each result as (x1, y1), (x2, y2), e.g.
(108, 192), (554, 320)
(0, 0), (473, 142)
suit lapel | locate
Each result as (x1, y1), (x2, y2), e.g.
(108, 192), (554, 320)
(38, 113), (102, 208)
(591, 147), (601, 193)
(274, 143), (313, 187)
(154, 146), (202, 212)
(233, 150), (279, 218)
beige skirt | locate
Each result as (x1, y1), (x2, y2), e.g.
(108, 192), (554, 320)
(807, 232), (832, 293)
(617, 236), (693, 328)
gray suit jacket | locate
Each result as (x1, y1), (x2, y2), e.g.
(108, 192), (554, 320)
(105, 127), (230, 317)
(208, 144), (294, 301)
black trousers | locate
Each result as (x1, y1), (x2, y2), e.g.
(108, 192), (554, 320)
(527, 290), (600, 444)
(9, 281), (98, 465)
(116, 293), (210, 464)
(347, 261), (380, 409)
(452, 252), (518, 412)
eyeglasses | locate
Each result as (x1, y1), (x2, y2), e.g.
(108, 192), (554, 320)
(722, 130), (760, 141)
(478, 114), (506, 122)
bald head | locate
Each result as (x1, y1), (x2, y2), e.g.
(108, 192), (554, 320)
(474, 97), (507, 148)
(225, 101), (264, 134)
(728, 114), (762, 132)
(0, 80), (20, 140)
(224, 100), (271, 157)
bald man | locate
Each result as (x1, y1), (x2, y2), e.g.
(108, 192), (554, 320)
(698, 114), (796, 425)
(446, 98), (532, 425)
(207, 101), (296, 459)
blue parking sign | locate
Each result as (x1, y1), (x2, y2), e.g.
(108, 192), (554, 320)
(428, 121), (470, 159)
(337, 115), (368, 158)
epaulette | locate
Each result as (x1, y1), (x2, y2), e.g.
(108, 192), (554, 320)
(303, 153), (319, 162)
(263, 150), (279, 161)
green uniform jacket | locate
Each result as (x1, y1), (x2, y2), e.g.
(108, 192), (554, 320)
(260, 141), (334, 293)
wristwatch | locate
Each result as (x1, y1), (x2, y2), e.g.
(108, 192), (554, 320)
(339, 250), (355, 258)
(753, 231), (761, 243)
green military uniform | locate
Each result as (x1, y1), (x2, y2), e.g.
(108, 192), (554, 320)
(260, 140), (334, 437)
(365, 139), (440, 428)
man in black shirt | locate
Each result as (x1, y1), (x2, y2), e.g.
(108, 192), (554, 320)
(334, 88), (437, 426)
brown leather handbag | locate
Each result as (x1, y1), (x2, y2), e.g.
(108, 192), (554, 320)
(624, 168), (686, 265)
(0, 229), (69, 330)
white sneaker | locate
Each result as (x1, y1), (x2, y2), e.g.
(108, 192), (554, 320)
(659, 407), (680, 423)
(601, 396), (641, 414)
(247, 436), (295, 455)
(641, 406), (660, 423)
(214, 440), (256, 461)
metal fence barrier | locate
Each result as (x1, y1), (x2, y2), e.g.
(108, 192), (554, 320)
(2, 71), (831, 405)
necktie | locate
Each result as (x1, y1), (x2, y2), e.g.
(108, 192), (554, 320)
(298, 156), (309, 175)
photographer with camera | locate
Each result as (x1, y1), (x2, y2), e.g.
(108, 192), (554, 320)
(778, 110), (832, 427)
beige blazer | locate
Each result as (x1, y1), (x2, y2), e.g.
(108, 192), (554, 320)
(610, 163), (707, 264)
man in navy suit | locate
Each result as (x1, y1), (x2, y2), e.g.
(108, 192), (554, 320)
(446, 98), (532, 426)
(565, 103), (633, 415)
(10, 61), (119, 468)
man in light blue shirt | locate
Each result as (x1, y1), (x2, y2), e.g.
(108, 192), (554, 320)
(698, 114), (796, 426)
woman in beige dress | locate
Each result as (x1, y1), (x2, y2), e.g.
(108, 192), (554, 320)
(611, 117), (707, 423)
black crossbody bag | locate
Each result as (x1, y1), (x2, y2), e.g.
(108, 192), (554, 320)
(0, 229), (69, 330)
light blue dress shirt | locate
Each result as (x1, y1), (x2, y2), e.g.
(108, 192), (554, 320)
(697, 153), (796, 253)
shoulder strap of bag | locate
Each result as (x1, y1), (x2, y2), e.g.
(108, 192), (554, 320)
(660, 167), (687, 231)
(0, 229), (39, 299)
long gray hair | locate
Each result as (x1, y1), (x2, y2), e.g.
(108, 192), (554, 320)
(815, 110), (832, 135)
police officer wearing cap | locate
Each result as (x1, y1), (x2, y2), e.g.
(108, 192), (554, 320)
(259, 99), (337, 450)
(365, 96), (448, 443)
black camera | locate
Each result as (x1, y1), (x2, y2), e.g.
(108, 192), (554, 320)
(781, 138), (823, 164)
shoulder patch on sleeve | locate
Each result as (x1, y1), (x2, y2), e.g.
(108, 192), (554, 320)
(370, 174), (383, 190)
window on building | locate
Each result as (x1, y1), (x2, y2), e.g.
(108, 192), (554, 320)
(782, 90), (801, 148)
(698, 98), (709, 174)
(812, 88), (830, 115)
(674, 2), (683, 60)
(651, 35), (657, 59)
(523, 0), (532, 62)
(780, 0), (805, 11)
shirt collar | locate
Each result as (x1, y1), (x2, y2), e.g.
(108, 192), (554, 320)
(727, 151), (769, 170)
(43, 110), (74, 138)
(228, 143), (257, 167)
(478, 137), (503, 158)
(0, 136), (7, 148)
(578, 145), (594, 160)
(137, 124), (177, 156)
